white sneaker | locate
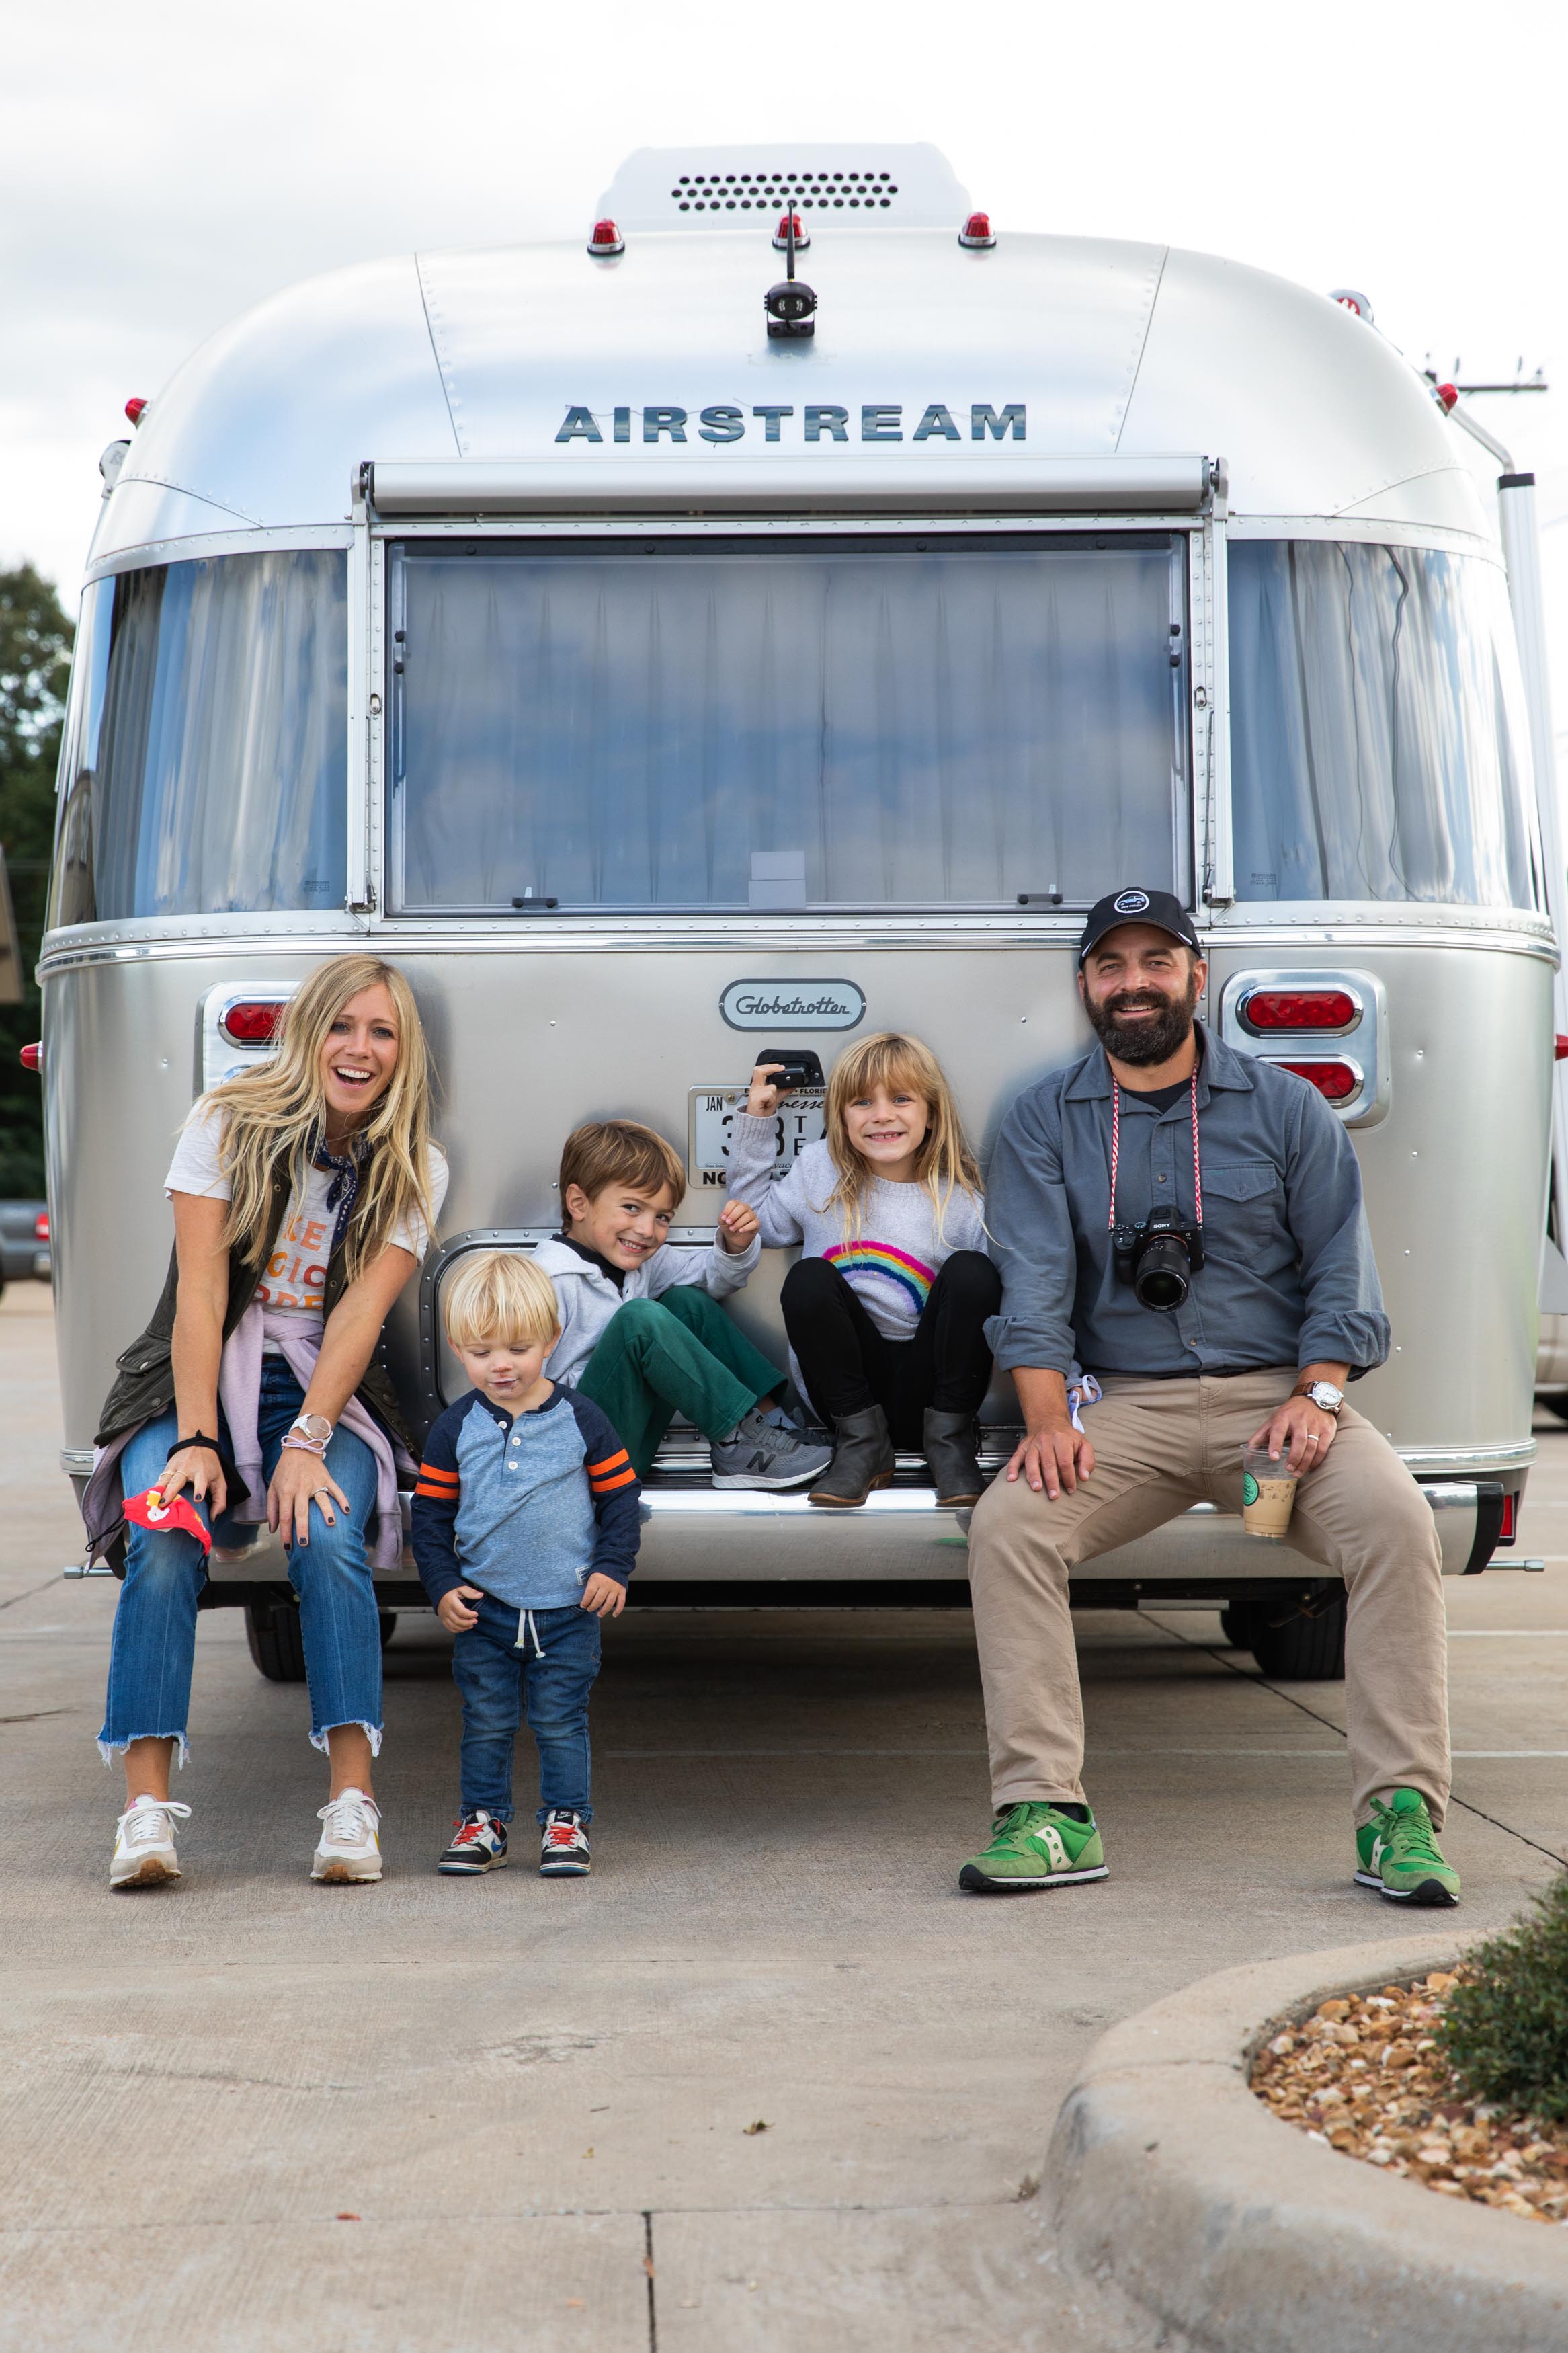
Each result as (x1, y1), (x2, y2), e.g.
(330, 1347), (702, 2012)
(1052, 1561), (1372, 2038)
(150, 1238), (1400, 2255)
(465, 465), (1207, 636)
(311, 1788), (382, 1882)
(110, 1796), (192, 1888)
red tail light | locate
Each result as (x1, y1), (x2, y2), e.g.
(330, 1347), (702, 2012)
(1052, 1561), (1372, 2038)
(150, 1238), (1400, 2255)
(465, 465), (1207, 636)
(1435, 381), (1459, 414)
(219, 1001), (284, 1045)
(587, 218), (624, 257)
(1278, 1059), (1359, 1103)
(958, 210), (996, 249)
(1499, 1493), (1517, 1543)
(1241, 988), (1358, 1033)
(34, 1211), (49, 1242)
(1555, 1035), (1568, 1061)
(772, 210), (809, 250)
(19, 1042), (40, 1072)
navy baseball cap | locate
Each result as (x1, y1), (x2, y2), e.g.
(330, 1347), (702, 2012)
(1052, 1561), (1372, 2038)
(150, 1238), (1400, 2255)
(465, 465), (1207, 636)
(1077, 887), (1202, 967)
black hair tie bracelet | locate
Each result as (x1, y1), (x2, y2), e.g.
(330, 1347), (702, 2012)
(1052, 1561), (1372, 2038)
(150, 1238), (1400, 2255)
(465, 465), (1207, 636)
(169, 1433), (224, 1462)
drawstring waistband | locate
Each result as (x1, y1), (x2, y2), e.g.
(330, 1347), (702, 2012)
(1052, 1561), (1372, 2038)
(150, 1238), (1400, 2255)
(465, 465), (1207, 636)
(515, 1609), (547, 1659)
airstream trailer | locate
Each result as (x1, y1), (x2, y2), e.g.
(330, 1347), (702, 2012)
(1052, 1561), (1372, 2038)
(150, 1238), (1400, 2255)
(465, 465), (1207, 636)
(44, 143), (1557, 1681)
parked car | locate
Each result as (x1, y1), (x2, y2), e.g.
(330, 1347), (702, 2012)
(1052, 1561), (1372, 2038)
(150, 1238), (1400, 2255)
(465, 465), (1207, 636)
(0, 1201), (50, 1283)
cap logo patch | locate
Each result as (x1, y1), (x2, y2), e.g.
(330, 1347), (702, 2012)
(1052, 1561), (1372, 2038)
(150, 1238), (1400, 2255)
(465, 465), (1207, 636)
(1112, 889), (1151, 915)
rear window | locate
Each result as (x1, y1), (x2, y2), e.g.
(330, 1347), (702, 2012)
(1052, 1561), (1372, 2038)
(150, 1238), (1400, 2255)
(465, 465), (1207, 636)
(1227, 540), (1537, 909)
(49, 552), (347, 927)
(386, 533), (1190, 913)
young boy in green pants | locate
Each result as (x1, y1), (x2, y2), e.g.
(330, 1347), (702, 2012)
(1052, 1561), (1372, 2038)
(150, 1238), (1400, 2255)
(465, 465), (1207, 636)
(532, 1121), (831, 1490)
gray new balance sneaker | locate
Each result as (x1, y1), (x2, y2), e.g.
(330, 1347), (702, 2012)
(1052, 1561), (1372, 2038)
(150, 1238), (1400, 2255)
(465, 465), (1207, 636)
(710, 1405), (833, 1490)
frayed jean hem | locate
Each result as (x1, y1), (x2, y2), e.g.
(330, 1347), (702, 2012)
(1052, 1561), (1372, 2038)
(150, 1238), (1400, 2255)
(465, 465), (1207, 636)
(98, 1730), (190, 1770)
(308, 1719), (384, 1757)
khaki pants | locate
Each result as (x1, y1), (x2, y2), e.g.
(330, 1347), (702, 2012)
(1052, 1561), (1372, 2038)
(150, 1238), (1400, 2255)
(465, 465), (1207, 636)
(967, 1369), (1448, 1828)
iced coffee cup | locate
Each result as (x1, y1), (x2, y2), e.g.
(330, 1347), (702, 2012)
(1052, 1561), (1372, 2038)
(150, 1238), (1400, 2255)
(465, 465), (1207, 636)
(1241, 1446), (1299, 1540)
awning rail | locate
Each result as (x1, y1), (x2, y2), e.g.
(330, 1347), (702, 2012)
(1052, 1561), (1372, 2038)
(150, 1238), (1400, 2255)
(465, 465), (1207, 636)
(360, 454), (1215, 517)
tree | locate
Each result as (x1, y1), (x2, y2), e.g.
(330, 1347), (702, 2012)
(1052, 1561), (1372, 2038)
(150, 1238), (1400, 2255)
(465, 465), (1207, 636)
(0, 566), (74, 1196)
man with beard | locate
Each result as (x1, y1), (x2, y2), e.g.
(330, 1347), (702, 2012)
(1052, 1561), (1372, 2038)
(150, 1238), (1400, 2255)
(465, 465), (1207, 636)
(959, 888), (1458, 1905)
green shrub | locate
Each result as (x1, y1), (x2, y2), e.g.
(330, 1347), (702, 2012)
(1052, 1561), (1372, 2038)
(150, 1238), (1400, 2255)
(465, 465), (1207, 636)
(1438, 1873), (1568, 2122)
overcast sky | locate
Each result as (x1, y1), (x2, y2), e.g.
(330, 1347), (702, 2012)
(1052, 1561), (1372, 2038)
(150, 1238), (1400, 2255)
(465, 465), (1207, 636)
(4, 0), (1564, 723)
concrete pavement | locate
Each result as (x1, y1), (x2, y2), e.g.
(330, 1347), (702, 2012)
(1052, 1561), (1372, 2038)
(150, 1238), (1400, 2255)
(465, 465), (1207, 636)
(2, 1281), (1564, 2350)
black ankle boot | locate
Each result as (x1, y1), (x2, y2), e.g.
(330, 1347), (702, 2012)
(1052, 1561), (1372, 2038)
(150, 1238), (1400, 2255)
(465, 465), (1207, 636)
(923, 1408), (983, 1507)
(809, 1406), (895, 1507)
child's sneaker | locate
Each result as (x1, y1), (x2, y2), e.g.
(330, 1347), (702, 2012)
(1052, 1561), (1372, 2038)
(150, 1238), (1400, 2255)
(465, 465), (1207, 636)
(540, 1808), (591, 1876)
(311, 1788), (382, 1883)
(438, 1810), (509, 1874)
(710, 1406), (832, 1490)
(109, 1796), (191, 1888)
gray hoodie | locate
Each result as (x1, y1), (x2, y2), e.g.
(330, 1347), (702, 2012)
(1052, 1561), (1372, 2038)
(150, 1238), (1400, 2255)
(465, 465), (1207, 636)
(532, 1229), (762, 1390)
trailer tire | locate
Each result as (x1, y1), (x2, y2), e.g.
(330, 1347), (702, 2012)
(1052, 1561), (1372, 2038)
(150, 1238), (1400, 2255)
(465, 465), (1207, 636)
(378, 1611), (397, 1650)
(1247, 1592), (1347, 1681)
(245, 1600), (307, 1683)
(1537, 1393), (1568, 1423)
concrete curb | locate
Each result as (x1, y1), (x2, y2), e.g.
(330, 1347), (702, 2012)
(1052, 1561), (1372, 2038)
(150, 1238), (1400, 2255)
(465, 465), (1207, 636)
(1048, 1933), (1568, 2353)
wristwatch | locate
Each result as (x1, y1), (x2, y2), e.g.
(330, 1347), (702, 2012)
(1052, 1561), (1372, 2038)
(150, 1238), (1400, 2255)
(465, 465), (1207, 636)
(1293, 1380), (1344, 1417)
(284, 1413), (333, 1455)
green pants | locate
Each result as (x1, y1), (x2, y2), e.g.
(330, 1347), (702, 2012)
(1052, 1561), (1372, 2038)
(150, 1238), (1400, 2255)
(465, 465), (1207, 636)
(575, 1285), (785, 1476)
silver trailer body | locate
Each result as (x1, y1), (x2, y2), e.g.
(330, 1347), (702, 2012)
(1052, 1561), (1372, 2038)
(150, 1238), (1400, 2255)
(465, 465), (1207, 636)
(44, 145), (1554, 1613)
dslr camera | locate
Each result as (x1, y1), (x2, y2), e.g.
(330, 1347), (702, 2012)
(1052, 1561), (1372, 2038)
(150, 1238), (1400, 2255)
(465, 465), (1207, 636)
(1112, 1203), (1204, 1312)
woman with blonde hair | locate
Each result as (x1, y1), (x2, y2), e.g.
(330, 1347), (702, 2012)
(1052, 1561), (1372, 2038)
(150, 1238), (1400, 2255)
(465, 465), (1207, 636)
(83, 953), (448, 1889)
(727, 1031), (1002, 1507)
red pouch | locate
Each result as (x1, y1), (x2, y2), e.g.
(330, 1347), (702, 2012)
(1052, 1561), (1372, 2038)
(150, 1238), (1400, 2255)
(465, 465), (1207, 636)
(123, 1486), (213, 1556)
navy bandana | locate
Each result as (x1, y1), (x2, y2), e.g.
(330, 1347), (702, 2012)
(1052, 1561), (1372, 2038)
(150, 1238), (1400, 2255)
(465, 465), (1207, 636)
(311, 1127), (372, 1260)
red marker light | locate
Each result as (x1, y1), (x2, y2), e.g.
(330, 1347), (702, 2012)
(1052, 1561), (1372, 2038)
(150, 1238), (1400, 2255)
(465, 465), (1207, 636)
(1278, 1059), (1359, 1104)
(1499, 1492), (1517, 1543)
(124, 397), (148, 425)
(219, 1001), (284, 1045)
(1240, 988), (1358, 1034)
(587, 218), (625, 257)
(958, 210), (996, 249)
(1556, 1035), (1568, 1061)
(772, 210), (809, 251)
(34, 1211), (48, 1242)
(19, 1042), (41, 1072)
(1435, 382), (1459, 414)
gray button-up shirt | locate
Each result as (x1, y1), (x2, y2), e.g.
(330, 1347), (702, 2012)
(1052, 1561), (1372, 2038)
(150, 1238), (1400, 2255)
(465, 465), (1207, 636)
(984, 1023), (1391, 1381)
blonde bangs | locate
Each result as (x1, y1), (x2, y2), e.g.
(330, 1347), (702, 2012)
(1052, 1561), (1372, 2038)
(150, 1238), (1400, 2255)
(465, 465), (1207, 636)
(823, 1031), (983, 1242)
(200, 953), (437, 1281)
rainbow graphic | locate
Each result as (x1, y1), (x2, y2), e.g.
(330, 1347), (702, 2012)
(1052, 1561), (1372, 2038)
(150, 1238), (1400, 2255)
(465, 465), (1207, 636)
(823, 1240), (937, 1314)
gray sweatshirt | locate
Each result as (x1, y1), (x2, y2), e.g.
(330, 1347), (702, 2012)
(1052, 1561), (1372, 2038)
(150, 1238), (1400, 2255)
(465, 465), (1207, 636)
(725, 1113), (987, 1343)
(532, 1228), (761, 1390)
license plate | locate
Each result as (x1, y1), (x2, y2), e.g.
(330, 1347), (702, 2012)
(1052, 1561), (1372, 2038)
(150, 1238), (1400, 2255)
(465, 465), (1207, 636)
(689, 1087), (827, 1190)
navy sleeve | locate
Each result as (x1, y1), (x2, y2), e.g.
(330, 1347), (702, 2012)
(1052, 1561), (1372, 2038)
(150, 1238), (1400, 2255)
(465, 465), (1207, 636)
(411, 1399), (466, 1605)
(563, 1390), (642, 1586)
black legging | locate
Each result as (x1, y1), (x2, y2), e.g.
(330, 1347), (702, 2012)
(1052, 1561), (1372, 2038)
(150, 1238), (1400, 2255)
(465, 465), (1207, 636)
(780, 1250), (1003, 1449)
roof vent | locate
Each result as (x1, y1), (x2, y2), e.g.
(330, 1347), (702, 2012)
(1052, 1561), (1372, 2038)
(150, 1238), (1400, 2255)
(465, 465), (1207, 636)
(595, 143), (970, 231)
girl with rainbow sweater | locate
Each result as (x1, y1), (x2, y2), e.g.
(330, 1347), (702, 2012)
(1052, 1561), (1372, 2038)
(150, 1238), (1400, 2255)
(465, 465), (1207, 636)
(725, 1032), (1001, 1509)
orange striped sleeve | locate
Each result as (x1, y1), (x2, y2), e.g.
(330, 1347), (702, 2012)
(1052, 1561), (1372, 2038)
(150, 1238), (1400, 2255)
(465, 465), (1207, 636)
(590, 1465), (638, 1493)
(417, 1463), (459, 1485)
(588, 1449), (630, 1478)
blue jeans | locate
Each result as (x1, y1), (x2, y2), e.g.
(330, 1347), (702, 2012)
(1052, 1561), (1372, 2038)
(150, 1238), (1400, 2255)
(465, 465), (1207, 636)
(451, 1595), (601, 1824)
(99, 1359), (384, 1762)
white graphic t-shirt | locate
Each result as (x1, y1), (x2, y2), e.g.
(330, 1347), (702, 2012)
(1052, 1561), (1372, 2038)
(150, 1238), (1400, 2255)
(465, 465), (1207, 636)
(165, 1104), (448, 1338)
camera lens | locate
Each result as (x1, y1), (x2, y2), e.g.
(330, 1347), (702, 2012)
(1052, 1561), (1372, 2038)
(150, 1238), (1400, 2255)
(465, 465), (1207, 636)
(1133, 1234), (1191, 1312)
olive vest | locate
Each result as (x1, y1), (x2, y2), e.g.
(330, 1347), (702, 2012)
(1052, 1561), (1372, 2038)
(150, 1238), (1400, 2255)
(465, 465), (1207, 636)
(95, 1152), (409, 1451)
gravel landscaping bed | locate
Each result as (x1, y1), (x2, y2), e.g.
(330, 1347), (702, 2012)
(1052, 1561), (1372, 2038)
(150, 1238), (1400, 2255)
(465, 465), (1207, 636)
(1251, 1969), (1568, 2224)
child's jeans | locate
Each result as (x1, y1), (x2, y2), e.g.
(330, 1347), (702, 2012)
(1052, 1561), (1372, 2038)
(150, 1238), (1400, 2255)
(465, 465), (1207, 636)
(576, 1284), (784, 1476)
(99, 1359), (384, 1763)
(452, 1593), (602, 1824)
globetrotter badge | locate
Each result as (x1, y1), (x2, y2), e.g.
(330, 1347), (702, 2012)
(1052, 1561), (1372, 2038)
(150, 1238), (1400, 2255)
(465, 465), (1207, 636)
(1112, 889), (1151, 915)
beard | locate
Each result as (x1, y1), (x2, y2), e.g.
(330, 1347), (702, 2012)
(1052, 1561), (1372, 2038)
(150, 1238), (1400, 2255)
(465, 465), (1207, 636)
(1085, 970), (1200, 1066)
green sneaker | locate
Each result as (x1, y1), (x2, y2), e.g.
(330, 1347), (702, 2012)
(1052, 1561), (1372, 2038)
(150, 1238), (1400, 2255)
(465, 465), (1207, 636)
(958, 1802), (1108, 1895)
(1354, 1789), (1460, 1907)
